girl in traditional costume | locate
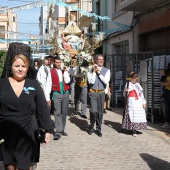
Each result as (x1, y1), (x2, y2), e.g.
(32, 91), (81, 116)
(122, 72), (147, 137)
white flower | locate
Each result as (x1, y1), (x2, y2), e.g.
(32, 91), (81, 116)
(65, 56), (71, 62)
(81, 51), (85, 56)
(76, 50), (91, 66)
(88, 55), (92, 60)
(59, 55), (64, 60)
(62, 50), (67, 55)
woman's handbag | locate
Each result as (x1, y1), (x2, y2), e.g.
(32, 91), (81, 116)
(34, 129), (45, 143)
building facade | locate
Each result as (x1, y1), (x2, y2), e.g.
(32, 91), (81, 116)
(0, 11), (17, 50)
(119, 0), (170, 52)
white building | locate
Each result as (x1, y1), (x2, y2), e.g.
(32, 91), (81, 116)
(0, 11), (17, 50)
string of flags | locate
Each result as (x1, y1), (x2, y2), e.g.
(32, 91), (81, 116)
(0, 0), (131, 46)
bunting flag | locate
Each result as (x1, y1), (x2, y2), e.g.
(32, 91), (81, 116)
(28, 44), (54, 49)
(0, 0), (131, 28)
(0, 0), (131, 44)
(0, 38), (41, 43)
(0, 26), (131, 44)
(0, 0), (111, 21)
(0, 1), (45, 14)
(43, 0), (111, 21)
(0, 30), (43, 39)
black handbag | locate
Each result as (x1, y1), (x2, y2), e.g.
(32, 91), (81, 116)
(34, 129), (45, 143)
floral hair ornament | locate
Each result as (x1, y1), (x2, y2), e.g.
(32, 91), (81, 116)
(23, 87), (36, 94)
(130, 71), (134, 76)
(0, 139), (4, 144)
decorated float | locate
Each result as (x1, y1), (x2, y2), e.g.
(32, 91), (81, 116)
(54, 14), (104, 71)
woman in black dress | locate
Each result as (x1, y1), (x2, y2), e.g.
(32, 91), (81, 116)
(0, 54), (53, 170)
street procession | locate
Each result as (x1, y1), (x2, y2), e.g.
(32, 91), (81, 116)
(0, 0), (170, 170)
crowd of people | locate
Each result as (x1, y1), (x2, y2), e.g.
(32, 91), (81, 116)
(0, 42), (113, 169)
(5, 42), (170, 169)
(36, 53), (111, 139)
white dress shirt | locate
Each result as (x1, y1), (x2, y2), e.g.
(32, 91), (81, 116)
(36, 65), (52, 101)
(87, 66), (110, 85)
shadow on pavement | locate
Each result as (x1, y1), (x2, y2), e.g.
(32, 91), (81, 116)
(110, 107), (170, 136)
(104, 120), (122, 133)
(104, 120), (144, 136)
(67, 105), (89, 133)
(140, 153), (170, 170)
(68, 115), (89, 132)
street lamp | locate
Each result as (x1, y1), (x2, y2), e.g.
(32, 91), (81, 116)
(83, 22), (105, 54)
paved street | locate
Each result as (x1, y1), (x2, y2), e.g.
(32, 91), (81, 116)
(1, 106), (170, 170)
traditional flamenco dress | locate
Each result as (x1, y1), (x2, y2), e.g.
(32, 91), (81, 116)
(122, 82), (147, 131)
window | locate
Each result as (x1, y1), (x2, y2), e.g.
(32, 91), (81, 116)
(116, 42), (129, 54)
(0, 26), (5, 38)
(13, 16), (15, 22)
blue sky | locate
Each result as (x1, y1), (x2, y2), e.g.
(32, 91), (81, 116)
(0, 0), (40, 36)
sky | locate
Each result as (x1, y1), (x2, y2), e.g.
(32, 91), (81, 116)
(0, 0), (40, 37)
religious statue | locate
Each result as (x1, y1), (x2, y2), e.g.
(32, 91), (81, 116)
(76, 34), (84, 51)
(63, 13), (81, 36)
(61, 33), (72, 51)
(56, 13), (92, 58)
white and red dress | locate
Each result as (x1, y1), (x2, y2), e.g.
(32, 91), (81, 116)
(122, 82), (147, 130)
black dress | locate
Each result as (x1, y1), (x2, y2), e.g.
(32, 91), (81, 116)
(0, 78), (53, 169)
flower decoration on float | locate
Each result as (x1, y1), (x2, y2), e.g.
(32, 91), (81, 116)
(58, 50), (72, 66)
(75, 50), (92, 67)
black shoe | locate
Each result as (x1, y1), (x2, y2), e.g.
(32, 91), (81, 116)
(71, 112), (77, 116)
(74, 112), (77, 115)
(104, 110), (107, 114)
(81, 114), (87, 119)
(53, 134), (61, 140)
(61, 132), (68, 136)
(96, 130), (102, 137)
(88, 129), (94, 135)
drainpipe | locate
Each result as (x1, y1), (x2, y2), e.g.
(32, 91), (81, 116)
(132, 11), (138, 53)
(103, 0), (108, 56)
(133, 11), (135, 53)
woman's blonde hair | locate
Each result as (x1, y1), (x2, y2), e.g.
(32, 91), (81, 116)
(11, 54), (29, 70)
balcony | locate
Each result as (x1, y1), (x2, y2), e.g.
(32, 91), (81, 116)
(119, 0), (164, 11)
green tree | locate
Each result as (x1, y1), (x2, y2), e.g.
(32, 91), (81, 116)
(0, 50), (7, 77)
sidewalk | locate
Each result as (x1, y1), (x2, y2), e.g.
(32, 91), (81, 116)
(35, 106), (170, 170)
(0, 107), (170, 170)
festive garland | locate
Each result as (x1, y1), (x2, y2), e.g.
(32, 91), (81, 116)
(0, 0), (111, 21)
(0, 0), (131, 45)
(0, 38), (41, 43)
(0, 30), (43, 39)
